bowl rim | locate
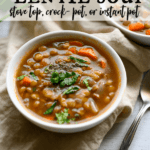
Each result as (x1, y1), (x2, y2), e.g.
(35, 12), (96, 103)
(100, 4), (150, 38)
(107, 18), (150, 38)
(6, 30), (127, 130)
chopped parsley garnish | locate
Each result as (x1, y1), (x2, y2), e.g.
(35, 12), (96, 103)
(50, 71), (60, 83)
(69, 56), (87, 63)
(83, 77), (92, 91)
(17, 75), (27, 80)
(75, 114), (80, 117)
(59, 72), (76, 81)
(69, 56), (88, 67)
(44, 68), (48, 73)
(50, 71), (79, 87)
(32, 87), (36, 92)
(77, 63), (88, 67)
(30, 72), (38, 81)
(63, 86), (79, 95)
(60, 74), (79, 87)
(56, 108), (75, 124)
(44, 100), (57, 115)
(44, 68), (54, 73)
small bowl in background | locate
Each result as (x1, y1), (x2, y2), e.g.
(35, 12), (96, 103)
(100, 4), (150, 46)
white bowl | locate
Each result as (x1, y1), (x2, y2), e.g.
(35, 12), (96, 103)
(107, 20), (150, 46)
(100, 4), (150, 46)
(7, 30), (126, 133)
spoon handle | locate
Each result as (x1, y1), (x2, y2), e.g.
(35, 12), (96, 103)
(120, 102), (150, 150)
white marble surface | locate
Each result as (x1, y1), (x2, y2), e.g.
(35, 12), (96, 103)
(0, 21), (10, 38)
(0, 21), (150, 150)
(99, 96), (150, 150)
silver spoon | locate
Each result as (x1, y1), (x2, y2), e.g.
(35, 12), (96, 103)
(120, 71), (150, 150)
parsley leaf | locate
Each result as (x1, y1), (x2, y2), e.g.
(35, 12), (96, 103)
(44, 68), (54, 73)
(77, 62), (88, 67)
(60, 74), (79, 87)
(51, 71), (59, 78)
(50, 71), (77, 85)
(75, 114), (80, 117)
(56, 108), (74, 124)
(44, 100), (57, 115)
(17, 75), (27, 80)
(59, 72), (75, 81)
(69, 56), (87, 63)
(63, 86), (79, 95)
(30, 72), (38, 81)
(32, 87), (36, 92)
(50, 71), (60, 83)
(44, 68), (48, 73)
(59, 72), (66, 81)
(83, 77), (92, 91)
(69, 56), (88, 67)
(66, 72), (76, 77)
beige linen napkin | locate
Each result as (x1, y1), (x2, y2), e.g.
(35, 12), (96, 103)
(0, 21), (150, 150)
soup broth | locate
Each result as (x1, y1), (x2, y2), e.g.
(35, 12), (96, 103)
(16, 40), (120, 124)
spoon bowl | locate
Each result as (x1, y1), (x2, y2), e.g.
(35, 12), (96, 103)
(141, 71), (150, 102)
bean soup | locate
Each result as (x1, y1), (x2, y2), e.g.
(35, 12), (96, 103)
(119, 20), (150, 35)
(16, 40), (120, 124)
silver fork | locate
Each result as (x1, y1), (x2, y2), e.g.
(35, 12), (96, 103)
(120, 71), (150, 150)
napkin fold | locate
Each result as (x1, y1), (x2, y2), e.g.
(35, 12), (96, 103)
(0, 21), (150, 150)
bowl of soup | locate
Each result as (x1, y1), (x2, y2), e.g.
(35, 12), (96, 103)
(99, 3), (150, 46)
(107, 20), (150, 46)
(7, 30), (126, 133)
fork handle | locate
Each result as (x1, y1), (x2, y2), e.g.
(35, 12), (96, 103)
(120, 102), (150, 150)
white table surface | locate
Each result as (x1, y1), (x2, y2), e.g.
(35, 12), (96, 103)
(0, 21), (150, 150)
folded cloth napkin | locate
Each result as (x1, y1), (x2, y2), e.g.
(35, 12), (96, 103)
(0, 21), (150, 150)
